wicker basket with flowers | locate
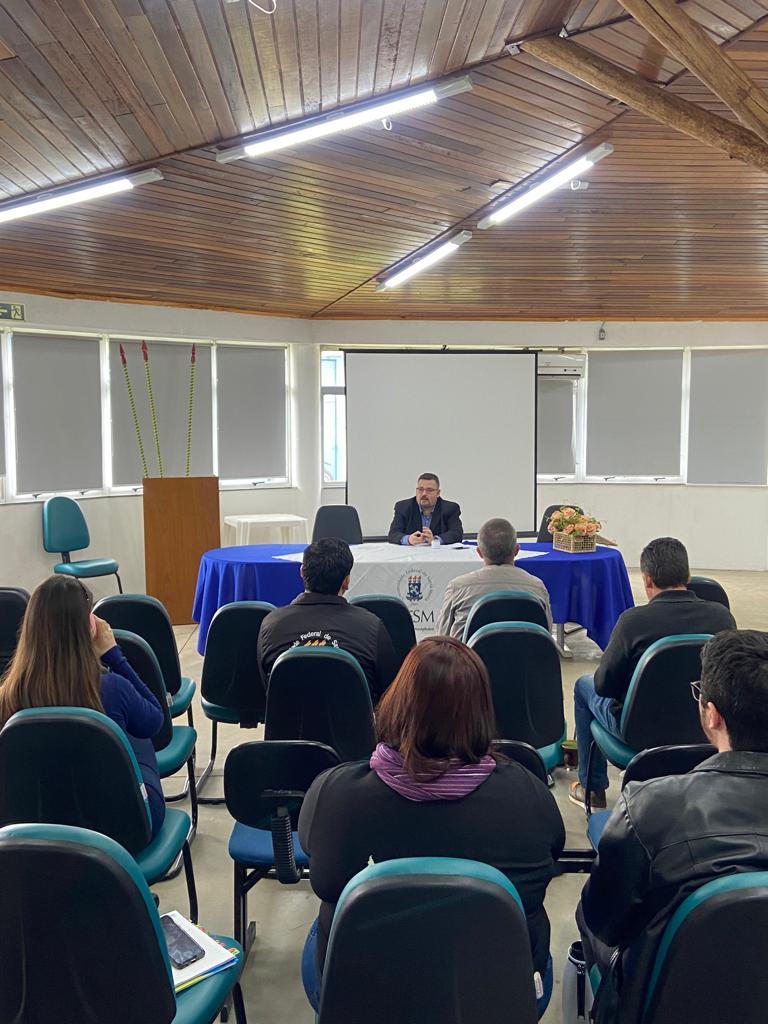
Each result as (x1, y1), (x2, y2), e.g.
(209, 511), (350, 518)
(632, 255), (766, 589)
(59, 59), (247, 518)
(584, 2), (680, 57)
(547, 507), (602, 553)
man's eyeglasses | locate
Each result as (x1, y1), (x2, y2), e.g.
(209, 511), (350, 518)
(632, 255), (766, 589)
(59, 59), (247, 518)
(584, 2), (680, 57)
(690, 680), (703, 703)
(416, 487), (438, 494)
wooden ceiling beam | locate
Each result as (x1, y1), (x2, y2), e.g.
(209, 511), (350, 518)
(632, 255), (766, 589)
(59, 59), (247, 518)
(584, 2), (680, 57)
(616, 0), (768, 146)
(519, 34), (768, 173)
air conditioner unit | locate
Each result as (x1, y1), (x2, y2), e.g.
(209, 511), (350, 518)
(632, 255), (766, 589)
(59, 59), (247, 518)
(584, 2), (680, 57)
(537, 353), (585, 378)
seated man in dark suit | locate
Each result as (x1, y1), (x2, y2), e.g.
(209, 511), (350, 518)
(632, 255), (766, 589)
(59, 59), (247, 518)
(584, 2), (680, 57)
(577, 629), (768, 1024)
(257, 537), (398, 703)
(387, 473), (463, 546)
(569, 536), (735, 809)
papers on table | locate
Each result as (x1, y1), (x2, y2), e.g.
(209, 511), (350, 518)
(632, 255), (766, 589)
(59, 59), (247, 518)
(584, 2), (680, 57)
(275, 543), (548, 564)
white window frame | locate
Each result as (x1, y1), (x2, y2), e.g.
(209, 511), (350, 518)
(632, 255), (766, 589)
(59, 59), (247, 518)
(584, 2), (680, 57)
(321, 349), (346, 488)
(0, 328), (293, 503)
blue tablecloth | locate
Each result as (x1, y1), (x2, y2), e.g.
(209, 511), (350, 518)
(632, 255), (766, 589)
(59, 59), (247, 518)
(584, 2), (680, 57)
(192, 541), (634, 654)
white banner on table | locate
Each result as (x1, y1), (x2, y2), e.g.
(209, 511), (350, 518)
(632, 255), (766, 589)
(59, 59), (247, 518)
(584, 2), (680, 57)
(275, 543), (546, 635)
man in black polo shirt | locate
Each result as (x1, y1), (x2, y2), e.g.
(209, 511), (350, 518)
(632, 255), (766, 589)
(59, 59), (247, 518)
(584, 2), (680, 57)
(257, 537), (398, 702)
(569, 537), (735, 809)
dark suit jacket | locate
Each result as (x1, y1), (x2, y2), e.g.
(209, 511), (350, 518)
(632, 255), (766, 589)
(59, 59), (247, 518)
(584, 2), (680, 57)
(387, 496), (463, 545)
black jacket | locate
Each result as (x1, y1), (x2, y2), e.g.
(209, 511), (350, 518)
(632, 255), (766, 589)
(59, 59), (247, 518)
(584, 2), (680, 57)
(257, 592), (398, 702)
(387, 496), (463, 545)
(594, 590), (735, 711)
(298, 759), (565, 975)
(582, 751), (768, 1023)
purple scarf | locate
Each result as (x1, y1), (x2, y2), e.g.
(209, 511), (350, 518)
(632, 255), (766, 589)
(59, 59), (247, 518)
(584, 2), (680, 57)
(369, 743), (495, 802)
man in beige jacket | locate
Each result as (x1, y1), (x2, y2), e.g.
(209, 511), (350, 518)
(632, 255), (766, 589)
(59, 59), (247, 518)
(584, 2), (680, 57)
(436, 518), (553, 639)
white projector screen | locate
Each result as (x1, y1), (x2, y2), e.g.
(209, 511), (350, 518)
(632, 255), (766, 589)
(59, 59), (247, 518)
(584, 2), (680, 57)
(345, 351), (537, 536)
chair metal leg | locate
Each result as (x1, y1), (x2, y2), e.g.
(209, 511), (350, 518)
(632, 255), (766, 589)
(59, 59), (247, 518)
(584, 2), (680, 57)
(585, 739), (596, 817)
(186, 703), (194, 727)
(234, 864), (246, 945)
(165, 749), (193, 802)
(231, 982), (247, 1024)
(115, 571), (123, 594)
(198, 719), (226, 805)
(187, 755), (198, 830)
(182, 839), (198, 924)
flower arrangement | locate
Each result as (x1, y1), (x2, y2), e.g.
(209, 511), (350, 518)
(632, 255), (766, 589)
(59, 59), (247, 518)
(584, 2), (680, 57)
(547, 507), (602, 553)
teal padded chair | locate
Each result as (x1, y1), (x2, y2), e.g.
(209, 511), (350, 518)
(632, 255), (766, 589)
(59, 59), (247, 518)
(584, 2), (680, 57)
(42, 495), (122, 592)
(94, 593), (196, 729)
(0, 587), (28, 676)
(348, 594), (416, 672)
(0, 706), (198, 921)
(468, 622), (566, 772)
(265, 647), (376, 762)
(688, 575), (730, 609)
(587, 635), (711, 804)
(224, 739), (339, 951)
(0, 822), (246, 1024)
(317, 857), (538, 1024)
(198, 601), (274, 803)
(586, 743), (715, 850)
(589, 872), (768, 1024)
(114, 629), (198, 835)
(463, 589), (549, 642)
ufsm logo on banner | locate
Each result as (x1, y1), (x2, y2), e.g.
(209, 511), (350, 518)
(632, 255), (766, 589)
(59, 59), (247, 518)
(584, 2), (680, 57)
(397, 568), (435, 628)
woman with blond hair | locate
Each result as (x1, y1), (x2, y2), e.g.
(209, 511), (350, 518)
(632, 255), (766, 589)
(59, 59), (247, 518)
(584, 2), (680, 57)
(0, 574), (165, 834)
(298, 635), (565, 1017)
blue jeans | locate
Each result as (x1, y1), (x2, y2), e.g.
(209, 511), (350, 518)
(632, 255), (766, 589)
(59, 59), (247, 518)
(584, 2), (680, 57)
(302, 918), (553, 1019)
(574, 674), (623, 791)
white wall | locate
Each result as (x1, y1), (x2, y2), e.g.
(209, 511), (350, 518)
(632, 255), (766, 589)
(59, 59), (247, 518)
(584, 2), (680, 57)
(2, 290), (768, 594)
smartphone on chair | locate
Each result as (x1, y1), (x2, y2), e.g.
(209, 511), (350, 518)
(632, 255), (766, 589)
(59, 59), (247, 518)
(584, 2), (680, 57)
(160, 914), (205, 970)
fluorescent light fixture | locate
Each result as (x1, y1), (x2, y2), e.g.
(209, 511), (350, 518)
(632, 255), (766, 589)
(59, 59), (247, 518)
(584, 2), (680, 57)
(0, 168), (164, 225)
(377, 231), (472, 290)
(477, 143), (612, 229)
(217, 76), (472, 163)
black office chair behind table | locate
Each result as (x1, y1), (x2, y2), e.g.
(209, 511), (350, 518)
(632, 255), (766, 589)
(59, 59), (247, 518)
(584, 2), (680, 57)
(687, 575), (730, 609)
(536, 504), (583, 543)
(349, 594), (416, 672)
(265, 647), (376, 763)
(0, 588), (28, 676)
(312, 505), (363, 545)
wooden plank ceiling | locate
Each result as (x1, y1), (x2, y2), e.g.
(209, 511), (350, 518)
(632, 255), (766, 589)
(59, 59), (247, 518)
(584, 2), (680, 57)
(1, 0), (768, 318)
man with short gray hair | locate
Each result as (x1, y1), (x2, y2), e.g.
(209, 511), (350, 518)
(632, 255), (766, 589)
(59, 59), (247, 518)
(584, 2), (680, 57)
(435, 518), (552, 640)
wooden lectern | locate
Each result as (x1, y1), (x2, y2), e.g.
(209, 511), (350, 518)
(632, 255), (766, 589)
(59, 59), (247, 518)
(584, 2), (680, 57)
(143, 477), (220, 624)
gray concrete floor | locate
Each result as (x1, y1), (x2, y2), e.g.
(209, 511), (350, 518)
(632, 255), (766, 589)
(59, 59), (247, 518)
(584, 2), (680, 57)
(157, 567), (764, 1023)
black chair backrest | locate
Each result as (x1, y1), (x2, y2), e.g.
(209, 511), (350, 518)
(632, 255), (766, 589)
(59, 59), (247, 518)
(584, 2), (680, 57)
(464, 591), (549, 640)
(642, 874), (768, 1024)
(318, 865), (538, 1024)
(0, 710), (152, 854)
(0, 588), (28, 676)
(0, 827), (176, 1024)
(537, 504), (583, 543)
(94, 595), (182, 696)
(113, 629), (173, 750)
(312, 505), (363, 545)
(265, 648), (376, 762)
(200, 601), (272, 725)
(621, 636), (709, 752)
(469, 623), (565, 750)
(622, 743), (716, 788)
(348, 594), (416, 671)
(225, 739), (339, 830)
(687, 576), (730, 610)
(492, 740), (548, 785)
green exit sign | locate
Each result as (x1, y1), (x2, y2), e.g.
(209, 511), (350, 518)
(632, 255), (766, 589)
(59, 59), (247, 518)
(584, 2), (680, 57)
(0, 302), (24, 321)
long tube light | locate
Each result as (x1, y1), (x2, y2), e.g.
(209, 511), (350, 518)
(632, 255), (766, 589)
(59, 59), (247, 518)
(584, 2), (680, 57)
(477, 143), (612, 229)
(376, 231), (472, 290)
(217, 76), (472, 163)
(0, 168), (164, 225)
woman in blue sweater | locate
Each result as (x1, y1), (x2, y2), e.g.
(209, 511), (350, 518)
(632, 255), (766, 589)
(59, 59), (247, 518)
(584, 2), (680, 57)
(0, 575), (166, 835)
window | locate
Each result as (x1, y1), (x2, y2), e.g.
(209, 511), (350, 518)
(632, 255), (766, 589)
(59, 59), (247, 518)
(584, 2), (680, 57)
(586, 351), (683, 478)
(321, 351), (346, 483)
(688, 350), (768, 485)
(537, 378), (577, 476)
(110, 339), (213, 485)
(216, 346), (288, 481)
(12, 332), (103, 495)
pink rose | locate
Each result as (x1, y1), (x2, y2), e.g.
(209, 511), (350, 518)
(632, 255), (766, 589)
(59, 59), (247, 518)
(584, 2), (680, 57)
(574, 524), (587, 535)
(547, 521), (556, 533)
(561, 507), (577, 518)
(586, 522), (598, 534)
(564, 524), (575, 534)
